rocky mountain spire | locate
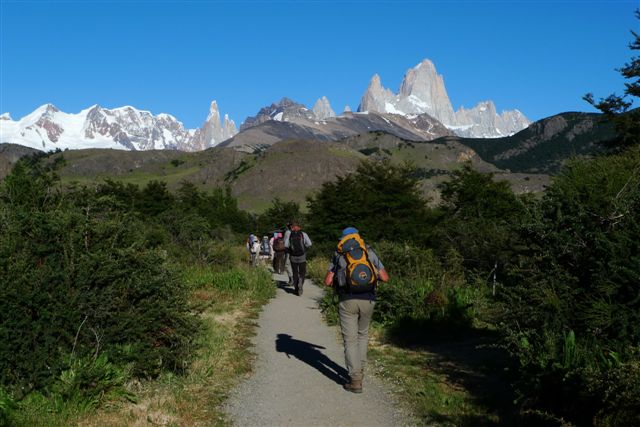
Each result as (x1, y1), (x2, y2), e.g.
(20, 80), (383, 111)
(356, 59), (531, 137)
(312, 96), (336, 120)
(223, 114), (238, 140)
(192, 100), (238, 149)
(358, 74), (394, 113)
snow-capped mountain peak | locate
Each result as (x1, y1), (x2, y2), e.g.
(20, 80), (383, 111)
(0, 101), (238, 151)
(358, 58), (530, 138)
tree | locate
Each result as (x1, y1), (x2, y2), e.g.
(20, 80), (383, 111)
(257, 198), (301, 234)
(435, 165), (529, 274)
(584, 9), (640, 147)
(306, 159), (430, 247)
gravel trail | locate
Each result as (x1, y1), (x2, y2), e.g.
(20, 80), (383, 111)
(225, 273), (413, 426)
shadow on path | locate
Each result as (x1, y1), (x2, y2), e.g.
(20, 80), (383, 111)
(276, 282), (297, 295)
(275, 333), (349, 385)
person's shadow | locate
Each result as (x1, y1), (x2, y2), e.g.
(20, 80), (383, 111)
(275, 333), (349, 385)
(276, 282), (297, 294)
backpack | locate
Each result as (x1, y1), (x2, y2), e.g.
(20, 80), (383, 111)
(273, 237), (286, 252)
(289, 231), (306, 257)
(337, 233), (377, 293)
(261, 236), (270, 255)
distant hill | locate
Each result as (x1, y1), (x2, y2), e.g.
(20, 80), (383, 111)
(443, 112), (616, 173)
(0, 143), (42, 177)
(219, 109), (452, 152)
(0, 111), (618, 212)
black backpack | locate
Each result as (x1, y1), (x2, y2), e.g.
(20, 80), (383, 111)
(260, 237), (270, 255)
(289, 231), (306, 257)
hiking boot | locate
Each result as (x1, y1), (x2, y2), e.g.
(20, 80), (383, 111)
(343, 374), (363, 393)
(297, 285), (303, 296)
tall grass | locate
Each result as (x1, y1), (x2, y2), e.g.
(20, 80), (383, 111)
(5, 245), (276, 427)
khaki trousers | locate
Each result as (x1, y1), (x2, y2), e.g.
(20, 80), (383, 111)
(338, 298), (375, 378)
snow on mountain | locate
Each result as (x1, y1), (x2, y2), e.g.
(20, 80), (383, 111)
(239, 97), (318, 131)
(0, 102), (238, 152)
(358, 59), (531, 138)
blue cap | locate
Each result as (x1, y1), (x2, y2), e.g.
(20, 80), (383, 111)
(342, 227), (358, 237)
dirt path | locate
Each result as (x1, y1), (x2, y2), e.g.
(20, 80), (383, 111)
(225, 273), (414, 426)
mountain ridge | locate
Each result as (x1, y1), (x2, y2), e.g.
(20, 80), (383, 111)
(1, 111), (615, 212)
(0, 101), (237, 152)
(1, 58), (535, 152)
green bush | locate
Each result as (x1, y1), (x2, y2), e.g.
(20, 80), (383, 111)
(50, 354), (130, 410)
(0, 387), (16, 427)
(0, 162), (198, 395)
(498, 147), (640, 424)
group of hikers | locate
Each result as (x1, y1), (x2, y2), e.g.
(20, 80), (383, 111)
(246, 221), (389, 394)
(246, 220), (311, 296)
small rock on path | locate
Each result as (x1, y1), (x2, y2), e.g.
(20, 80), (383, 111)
(225, 273), (413, 426)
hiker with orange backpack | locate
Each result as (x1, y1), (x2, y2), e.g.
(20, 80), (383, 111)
(323, 227), (389, 393)
(283, 220), (312, 296)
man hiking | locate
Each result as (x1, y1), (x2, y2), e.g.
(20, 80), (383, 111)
(283, 220), (312, 296)
(323, 227), (389, 393)
(246, 234), (260, 267)
(272, 232), (286, 274)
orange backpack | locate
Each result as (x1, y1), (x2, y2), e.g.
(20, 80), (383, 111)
(337, 233), (378, 293)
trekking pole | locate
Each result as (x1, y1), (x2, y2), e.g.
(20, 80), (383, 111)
(492, 260), (497, 296)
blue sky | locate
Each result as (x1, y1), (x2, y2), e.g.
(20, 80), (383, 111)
(1, 0), (638, 128)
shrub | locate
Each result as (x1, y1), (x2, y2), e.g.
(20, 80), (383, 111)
(0, 163), (199, 395)
(0, 387), (16, 427)
(49, 354), (130, 410)
(498, 147), (640, 424)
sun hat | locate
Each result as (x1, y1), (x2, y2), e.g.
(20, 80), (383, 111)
(342, 227), (358, 237)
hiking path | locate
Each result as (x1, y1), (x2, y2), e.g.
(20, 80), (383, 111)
(225, 273), (414, 426)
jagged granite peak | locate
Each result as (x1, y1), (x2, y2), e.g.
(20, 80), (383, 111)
(358, 74), (394, 113)
(312, 96), (336, 120)
(343, 105), (352, 113)
(191, 100), (238, 149)
(397, 59), (456, 124)
(357, 59), (531, 138)
(0, 102), (238, 151)
(223, 114), (238, 140)
(240, 97), (315, 131)
(207, 100), (220, 121)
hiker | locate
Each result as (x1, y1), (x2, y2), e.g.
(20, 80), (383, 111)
(323, 227), (389, 393)
(260, 235), (271, 263)
(269, 233), (276, 261)
(284, 220), (312, 296)
(246, 234), (260, 267)
(272, 232), (286, 274)
(283, 222), (294, 284)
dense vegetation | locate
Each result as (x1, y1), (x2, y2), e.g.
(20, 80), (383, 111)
(1, 14), (637, 424)
(305, 146), (639, 425)
(0, 155), (253, 425)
